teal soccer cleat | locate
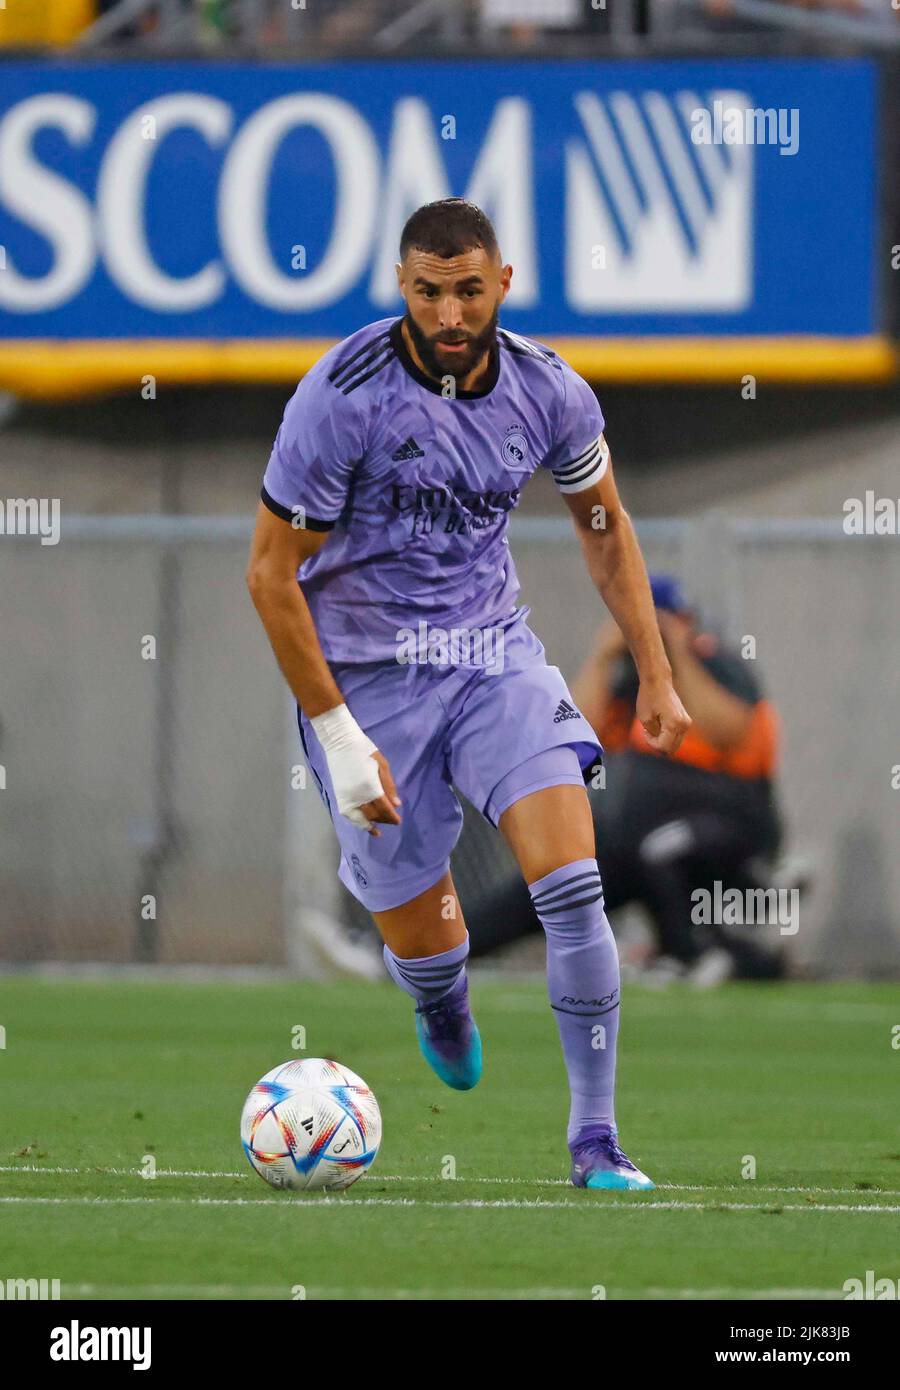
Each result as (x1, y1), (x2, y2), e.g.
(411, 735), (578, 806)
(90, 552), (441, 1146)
(570, 1125), (656, 1191)
(414, 974), (482, 1091)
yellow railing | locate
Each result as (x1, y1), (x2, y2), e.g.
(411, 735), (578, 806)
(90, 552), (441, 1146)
(0, 0), (96, 48)
(0, 337), (895, 400)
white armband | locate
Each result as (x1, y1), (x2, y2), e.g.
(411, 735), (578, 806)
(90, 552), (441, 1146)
(551, 433), (609, 494)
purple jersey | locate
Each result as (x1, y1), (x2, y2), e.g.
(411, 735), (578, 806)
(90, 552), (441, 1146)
(261, 316), (606, 664)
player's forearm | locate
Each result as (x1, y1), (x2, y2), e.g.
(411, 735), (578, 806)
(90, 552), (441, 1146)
(576, 509), (671, 685)
(248, 578), (345, 719)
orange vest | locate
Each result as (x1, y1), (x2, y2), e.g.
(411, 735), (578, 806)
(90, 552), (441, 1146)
(626, 698), (780, 779)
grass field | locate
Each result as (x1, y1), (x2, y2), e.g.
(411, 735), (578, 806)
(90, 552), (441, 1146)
(1, 975), (898, 1301)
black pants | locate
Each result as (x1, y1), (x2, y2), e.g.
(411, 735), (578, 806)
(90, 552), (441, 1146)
(465, 753), (783, 975)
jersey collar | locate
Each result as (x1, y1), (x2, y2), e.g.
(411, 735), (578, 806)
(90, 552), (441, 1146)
(389, 318), (500, 400)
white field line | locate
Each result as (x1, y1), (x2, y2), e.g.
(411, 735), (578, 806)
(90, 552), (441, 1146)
(0, 1165), (249, 1179)
(62, 1283), (844, 1301)
(1, 1195), (899, 1214)
(1, 1164), (899, 1199)
(66, 1283), (592, 1300)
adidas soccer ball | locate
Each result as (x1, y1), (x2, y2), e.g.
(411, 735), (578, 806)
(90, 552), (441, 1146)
(240, 1057), (382, 1192)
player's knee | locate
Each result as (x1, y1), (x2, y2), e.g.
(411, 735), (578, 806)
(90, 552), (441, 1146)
(528, 857), (610, 940)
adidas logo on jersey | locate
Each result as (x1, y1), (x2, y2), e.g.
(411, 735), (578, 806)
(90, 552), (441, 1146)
(553, 699), (581, 724)
(391, 437), (425, 461)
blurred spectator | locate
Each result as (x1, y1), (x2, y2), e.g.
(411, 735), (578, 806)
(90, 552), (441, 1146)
(9, 0), (895, 51)
(478, 0), (598, 45)
(467, 576), (789, 984)
(317, 0), (379, 47)
(697, 0), (900, 28)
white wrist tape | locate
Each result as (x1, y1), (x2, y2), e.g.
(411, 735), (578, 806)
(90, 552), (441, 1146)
(310, 704), (383, 830)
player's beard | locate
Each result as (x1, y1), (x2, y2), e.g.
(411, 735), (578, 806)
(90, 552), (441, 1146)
(404, 307), (499, 386)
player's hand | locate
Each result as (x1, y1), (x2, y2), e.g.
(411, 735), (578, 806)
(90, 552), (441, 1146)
(330, 745), (402, 837)
(356, 751), (403, 838)
(636, 678), (691, 756)
(310, 703), (402, 836)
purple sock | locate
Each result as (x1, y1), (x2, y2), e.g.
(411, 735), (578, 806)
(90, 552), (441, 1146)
(528, 858), (620, 1146)
(383, 935), (470, 1007)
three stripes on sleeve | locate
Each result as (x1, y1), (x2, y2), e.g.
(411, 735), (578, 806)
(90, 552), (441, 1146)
(551, 433), (609, 494)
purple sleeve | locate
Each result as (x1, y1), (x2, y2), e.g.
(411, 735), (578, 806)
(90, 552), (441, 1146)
(541, 363), (608, 495)
(261, 371), (365, 531)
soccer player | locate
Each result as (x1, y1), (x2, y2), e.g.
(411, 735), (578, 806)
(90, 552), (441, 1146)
(247, 199), (690, 1191)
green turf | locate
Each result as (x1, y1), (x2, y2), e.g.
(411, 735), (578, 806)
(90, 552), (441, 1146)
(1, 976), (898, 1300)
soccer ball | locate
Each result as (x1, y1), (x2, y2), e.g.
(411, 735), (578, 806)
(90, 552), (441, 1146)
(240, 1057), (382, 1192)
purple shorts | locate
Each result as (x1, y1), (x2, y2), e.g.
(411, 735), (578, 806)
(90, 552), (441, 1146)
(297, 607), (603, 912)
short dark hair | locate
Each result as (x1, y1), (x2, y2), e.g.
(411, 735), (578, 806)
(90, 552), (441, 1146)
(399, 199), (500, 263)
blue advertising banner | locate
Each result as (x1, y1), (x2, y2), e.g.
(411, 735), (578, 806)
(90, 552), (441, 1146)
(0, 57), (886, 393)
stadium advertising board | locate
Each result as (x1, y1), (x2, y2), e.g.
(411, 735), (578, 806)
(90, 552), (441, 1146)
(0, 58), (886, 396)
